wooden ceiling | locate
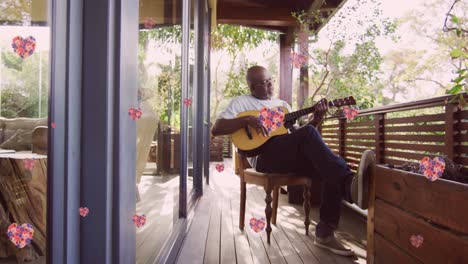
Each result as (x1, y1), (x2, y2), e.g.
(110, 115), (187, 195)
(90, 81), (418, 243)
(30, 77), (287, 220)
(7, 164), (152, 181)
(217, 0), (346, 32)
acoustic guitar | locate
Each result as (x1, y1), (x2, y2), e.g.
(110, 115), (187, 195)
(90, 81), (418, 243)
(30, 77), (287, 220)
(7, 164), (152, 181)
(231, 96), (356, 152)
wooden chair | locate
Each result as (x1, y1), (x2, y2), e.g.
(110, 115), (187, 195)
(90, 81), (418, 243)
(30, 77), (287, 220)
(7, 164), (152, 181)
(235, 151), (312, 243)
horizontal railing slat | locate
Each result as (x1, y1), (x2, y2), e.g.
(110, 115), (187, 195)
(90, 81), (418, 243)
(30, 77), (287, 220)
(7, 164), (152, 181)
(456, 133), (468, 142)
(346, 127), (375, 133)
(344, 146), (374, 153)
(344, 140), (375, 147)
(458, 122), (468, 131)
(384, 124), (445, 133)
(385, 114), (445, 125)
(321, 124), (339, 129)
(345, 134), (375, 140)
(460, 110), (468, 119)
(345, 120), (375, 127)
(385, 151), (438, 161)
(385, 134), (444, 142)
(454, 156), (468, 166)
(345, 152), (362, 160)
(383, 158), (408, 165)
(385, 143), (444, 153)
(456, 145), (468, 154)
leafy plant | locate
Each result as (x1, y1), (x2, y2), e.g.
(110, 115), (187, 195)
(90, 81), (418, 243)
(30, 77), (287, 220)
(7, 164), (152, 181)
(292, 0), (397, 109)
(443, 0), (467, 108)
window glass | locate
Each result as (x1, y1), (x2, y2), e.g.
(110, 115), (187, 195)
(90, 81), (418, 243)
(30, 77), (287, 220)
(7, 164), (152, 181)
(0, 0), (50, 263)
(136, 0), (182, 262)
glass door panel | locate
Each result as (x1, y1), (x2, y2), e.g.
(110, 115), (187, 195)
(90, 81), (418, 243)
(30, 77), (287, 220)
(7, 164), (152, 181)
(135, 0), (182, 263)
(0, 1), (50, 263)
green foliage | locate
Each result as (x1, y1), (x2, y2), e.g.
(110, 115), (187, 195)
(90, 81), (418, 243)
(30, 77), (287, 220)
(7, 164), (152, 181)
(0, 48), (48, 118)
(443, 1), (467, 107)
(292, 0), (397, 109)
(211, 25), (278, 56)
(210, 25), (279, 121)
(151, 59), (182, 127)
(222, 60), (251, 98)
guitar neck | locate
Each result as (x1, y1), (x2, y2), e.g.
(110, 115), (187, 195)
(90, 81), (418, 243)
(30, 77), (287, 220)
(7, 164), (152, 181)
(285, 101), (335, 121)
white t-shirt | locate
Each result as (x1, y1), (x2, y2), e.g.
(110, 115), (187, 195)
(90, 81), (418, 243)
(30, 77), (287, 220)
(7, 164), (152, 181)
(218, 95), (292, 119)
(218, 95), (293, 168)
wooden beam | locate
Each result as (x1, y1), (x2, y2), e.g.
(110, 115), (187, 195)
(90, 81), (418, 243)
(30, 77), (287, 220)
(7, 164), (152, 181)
(217, 5), (297, 27)
(279, 29), (294, 105)
(297, 30), (309, 108)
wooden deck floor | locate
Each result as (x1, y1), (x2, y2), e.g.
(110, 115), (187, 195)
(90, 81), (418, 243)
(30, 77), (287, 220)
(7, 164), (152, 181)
(175, 160), (367, 264)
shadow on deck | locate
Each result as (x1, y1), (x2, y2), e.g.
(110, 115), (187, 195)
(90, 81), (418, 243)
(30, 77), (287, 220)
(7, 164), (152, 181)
(176, 160), (367, 264)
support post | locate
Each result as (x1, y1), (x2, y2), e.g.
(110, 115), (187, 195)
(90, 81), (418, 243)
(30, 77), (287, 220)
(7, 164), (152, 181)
(297, 30), (309, 109)
(374, 114), (385, 164)
(445, 104), (456, 160)
(279, 29), (294, 106)
(338, 118), (346, 158)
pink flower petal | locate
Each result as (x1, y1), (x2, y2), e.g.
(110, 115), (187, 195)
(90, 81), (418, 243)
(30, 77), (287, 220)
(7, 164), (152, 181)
(410, 234), (424, 248)
(215, 163), (224, 172)
(79, 207), (89, 217)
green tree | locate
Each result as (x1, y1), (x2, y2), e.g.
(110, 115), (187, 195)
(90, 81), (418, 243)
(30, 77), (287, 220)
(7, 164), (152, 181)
(1, 47), (49, 118)
(294, 0), (396, 109)
(386, 0), (467, 106)
(210, 25), (278, 122)
(443, 0), (467, 107)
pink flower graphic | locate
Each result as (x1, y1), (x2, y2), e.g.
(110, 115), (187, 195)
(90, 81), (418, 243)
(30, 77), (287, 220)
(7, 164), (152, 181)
(290, 52), (308, 68)
(215, 163), (224, 172)
(144, 17), (156, 29)
(249, 217), (266, 233)
(410, 234), (424, 248)
(258, 107), (285, 134)
(23, 159), (36, 171)
(7, 223), (34, 248)
(12, 36), (36, 59)
(133, 214), (147, 228)
(51, 122), (57, 128)
(419, 156), (445, 182)
(128, 107), (142, 120)
(343, 106), (359, 121)
(79, 207), (90, 217)
(183, 98), (193, 106)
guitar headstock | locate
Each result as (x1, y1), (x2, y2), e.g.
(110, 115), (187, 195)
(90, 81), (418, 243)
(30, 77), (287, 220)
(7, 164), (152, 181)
(331, 96), (356, 107)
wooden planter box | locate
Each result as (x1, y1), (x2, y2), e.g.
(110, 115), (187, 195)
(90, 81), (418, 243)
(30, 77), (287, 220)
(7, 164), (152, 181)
(367, 165), (468, 264)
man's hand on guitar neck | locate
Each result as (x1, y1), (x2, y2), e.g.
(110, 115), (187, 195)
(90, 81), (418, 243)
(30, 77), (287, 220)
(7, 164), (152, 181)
(307, 98), (329, 128)
(211, 116), (269, 137)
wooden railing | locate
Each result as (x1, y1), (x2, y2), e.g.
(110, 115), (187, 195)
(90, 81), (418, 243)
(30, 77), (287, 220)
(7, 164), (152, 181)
(320, 94), (468, 171)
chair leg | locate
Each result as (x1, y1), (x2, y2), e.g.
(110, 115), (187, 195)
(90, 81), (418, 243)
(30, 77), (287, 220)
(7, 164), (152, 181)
(264, 187), (273, 244)
(272, 187), (279, 225)
(303, 183), (312, 236)
(240, 180), (246, 230)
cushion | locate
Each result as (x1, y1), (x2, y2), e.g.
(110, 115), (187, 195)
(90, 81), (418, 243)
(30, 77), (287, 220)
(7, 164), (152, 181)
(0, 130), (33, 151)
(0, 117), (46, 143)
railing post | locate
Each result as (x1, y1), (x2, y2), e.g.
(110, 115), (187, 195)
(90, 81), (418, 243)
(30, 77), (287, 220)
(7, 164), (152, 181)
(444, 104), (456, 160)
(374, 114), (385, 164)
(338, 118), (346, 158)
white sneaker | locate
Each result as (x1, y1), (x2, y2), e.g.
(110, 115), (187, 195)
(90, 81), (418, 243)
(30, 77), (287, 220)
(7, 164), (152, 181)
(314, 235), (355, 257)
(351, 150), (376, 210)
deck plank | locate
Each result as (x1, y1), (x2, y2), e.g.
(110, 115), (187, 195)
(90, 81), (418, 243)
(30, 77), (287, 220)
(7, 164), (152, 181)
(229, 189), (255, 264)
(230, 188), (270, 264)
(242, 185), (288, 264)
(203, 189), (222, 264)
(176, 160), (367, 264)
(175, 187), (213, 264)
(220, 187), (238, 263)
(249, 186), (303, 264)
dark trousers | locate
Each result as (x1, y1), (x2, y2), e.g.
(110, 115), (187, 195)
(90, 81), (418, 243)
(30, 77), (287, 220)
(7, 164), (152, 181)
(255, 125), (354, 238)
